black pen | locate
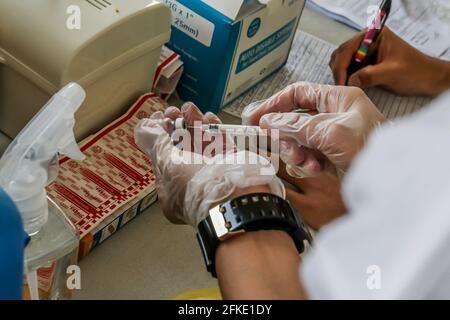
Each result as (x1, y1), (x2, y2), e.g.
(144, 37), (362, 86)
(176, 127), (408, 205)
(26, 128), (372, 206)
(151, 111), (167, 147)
(346, 0), (392, 85)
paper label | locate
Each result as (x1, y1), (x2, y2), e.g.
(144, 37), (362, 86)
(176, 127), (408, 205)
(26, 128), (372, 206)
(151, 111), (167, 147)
(236, 19), (296, 73)
(163, 0), (215, 47)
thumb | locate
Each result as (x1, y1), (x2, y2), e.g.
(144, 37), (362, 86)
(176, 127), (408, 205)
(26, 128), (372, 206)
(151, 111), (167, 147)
(260, 112), (340, 151)
(348, 63), (394, 89)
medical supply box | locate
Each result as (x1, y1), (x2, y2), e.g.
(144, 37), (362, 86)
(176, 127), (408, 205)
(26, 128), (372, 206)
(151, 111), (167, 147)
(0, 0), (171, 140)
(163, 0), (305, 113)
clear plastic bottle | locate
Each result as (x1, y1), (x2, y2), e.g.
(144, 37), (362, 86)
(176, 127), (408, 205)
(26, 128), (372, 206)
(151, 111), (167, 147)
(0, 83), (86, 300)
(24, 198), (79, 300)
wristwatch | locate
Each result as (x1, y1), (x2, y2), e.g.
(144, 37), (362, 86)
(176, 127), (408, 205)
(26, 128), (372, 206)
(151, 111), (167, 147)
(196, 192), (312, 277)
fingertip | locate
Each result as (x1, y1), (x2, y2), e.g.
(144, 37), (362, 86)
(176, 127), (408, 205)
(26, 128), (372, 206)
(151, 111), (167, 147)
(203, 112), (222, 124)
(180, 101), (196, 112)
(181, 102), (204, 125)
(286, 153), (322, 179)
(348, 74), (363, 88)
(149, 111), (165, 120)
(248, 112), (264, 126)
(302, 155), (322, 176)
(259, 113), (276, 129)
(280, 141), (306, 166)
(259, 113), (269, 128)
(165, 106), (182, 120)
(241, 100), (266, 125)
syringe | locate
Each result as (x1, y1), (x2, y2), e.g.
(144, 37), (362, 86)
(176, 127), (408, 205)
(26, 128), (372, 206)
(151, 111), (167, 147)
(171, 106), (312, 135)
(173, 118), (267, 135)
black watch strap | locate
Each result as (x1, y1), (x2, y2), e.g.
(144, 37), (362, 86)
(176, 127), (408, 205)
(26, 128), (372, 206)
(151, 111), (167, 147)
(196, 192), (312, 277)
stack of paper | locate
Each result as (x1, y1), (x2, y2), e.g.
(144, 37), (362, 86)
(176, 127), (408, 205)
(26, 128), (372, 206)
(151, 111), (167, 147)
(306, 0), (450, 59)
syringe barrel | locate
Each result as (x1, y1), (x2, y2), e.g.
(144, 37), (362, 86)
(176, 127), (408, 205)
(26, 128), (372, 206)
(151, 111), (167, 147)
(202, 124), (267, 136)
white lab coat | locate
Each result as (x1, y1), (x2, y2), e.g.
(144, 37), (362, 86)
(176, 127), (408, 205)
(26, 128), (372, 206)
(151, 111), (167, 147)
(302, 91), (450, 299)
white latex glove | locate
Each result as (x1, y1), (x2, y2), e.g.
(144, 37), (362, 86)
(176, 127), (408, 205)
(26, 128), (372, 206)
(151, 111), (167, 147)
(135, 103), (285, 227)
(242, 82), (385, 178)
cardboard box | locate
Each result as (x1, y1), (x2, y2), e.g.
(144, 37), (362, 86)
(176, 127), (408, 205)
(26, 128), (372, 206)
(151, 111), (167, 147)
(162, 0), (306, 113)
(78, 190), (158, 260)
(47, 94), (167, 260)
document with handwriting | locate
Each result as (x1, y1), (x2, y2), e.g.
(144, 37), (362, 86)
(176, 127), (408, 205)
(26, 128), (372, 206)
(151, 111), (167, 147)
(307, 0), (450, 59)
(223, 31), (431, 120)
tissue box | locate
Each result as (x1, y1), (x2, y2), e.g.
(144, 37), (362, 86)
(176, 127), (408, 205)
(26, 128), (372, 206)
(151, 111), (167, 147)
(162, 0), (306, 113)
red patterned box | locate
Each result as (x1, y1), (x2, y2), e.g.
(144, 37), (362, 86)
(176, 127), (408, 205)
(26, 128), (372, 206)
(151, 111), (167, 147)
(47, 94), (167, 259)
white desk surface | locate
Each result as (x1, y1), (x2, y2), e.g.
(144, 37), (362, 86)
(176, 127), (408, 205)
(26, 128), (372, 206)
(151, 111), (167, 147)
(73, 7), (357, 300)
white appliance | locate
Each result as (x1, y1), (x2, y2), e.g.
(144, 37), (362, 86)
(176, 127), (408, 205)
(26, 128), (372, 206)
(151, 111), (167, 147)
(0, 0), (171, 139)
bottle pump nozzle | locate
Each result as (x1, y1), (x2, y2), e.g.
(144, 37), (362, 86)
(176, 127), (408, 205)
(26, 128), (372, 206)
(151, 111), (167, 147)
(0, 83), (86, 235)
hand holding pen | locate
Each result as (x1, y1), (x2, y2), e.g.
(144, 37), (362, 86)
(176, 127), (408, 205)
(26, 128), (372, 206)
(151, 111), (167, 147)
(329, 5), (450, 97)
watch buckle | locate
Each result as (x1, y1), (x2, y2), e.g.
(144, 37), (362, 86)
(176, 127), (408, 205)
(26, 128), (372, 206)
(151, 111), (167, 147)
(209, 205), (243, 241)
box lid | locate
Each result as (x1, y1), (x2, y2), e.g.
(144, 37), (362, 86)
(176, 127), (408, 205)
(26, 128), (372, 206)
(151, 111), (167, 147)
(202, 0), (279, 20)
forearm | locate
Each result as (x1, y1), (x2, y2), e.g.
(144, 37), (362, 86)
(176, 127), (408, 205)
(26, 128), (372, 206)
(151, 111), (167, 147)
(215, 230), (307, 300)
(206, 184), (308, 300)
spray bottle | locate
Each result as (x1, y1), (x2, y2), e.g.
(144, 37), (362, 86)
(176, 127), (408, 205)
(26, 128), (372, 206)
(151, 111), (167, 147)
(0, 83), (86, 299)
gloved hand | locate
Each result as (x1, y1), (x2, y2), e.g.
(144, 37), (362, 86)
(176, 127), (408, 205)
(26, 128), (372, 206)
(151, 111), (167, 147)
(242, 82), (385, 178)
(135, 103), (285, 227)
